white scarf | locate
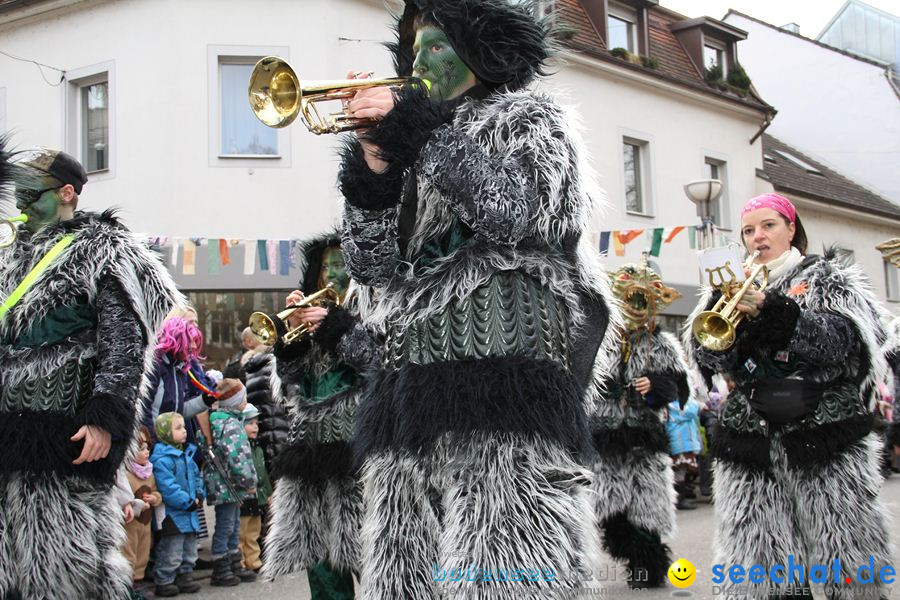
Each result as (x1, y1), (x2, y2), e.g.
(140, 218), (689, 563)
(758, 246), (805, 284)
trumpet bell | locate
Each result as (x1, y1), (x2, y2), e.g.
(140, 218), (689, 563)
(692, 310), (736, 352)
(249, 311), (285, 346)
(248, 57), (301, 128)
(0, 221), (17, 248)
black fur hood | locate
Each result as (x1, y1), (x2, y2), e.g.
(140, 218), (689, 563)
(389, 0), (554, 92)
(296, 230), (342, 295)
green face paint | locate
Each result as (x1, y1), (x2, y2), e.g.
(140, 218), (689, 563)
(318, 246), (349, 298)
(16, 184), (63, 233)
(412, 26), (477, 102)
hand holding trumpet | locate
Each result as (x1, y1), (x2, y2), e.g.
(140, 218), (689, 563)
(344, 70), (395, 174)
(284, 290), (328, 333)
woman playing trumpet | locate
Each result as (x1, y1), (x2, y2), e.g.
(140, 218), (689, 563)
(685, 193), (893, 600)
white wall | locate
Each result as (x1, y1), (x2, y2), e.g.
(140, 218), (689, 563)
(725, 12), (900, 204)
(0, 0), (767, 303)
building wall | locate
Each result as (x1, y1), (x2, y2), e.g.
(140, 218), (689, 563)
(725, 12), (900, 204)
(1, 0), (775, 316)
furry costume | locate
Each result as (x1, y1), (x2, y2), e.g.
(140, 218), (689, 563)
(262, 232), (379, 583)
(589, 261), (686, 588)
(0, 143), (180, 600)
(884, 316), (900, 448)
(685, 249), (894, 600)
(339, 2), (614, 597)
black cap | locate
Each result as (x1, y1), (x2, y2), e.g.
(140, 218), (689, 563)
(22, 149), (88, 194)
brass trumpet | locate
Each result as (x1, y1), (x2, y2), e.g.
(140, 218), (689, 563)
(692, 251), (769, 351)
(249, 283), (342, 346)
(248, 56), (425, 133)
(0, 214), (28, 249)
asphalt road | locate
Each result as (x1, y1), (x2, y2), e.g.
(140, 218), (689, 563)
(168, 474), (900, 600)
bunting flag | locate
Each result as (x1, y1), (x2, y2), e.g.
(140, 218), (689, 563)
(182, 240), (196, 275)
(243, 240), (256, 275)
(615, 229), (645, 245)
(664, 226), (686, 243)
(278, 240), (291, 276)
(599, 231), (611, 256)
(169, 238), (179, 267)
(613, 233), (625, 257)
(207, 240), (220, 275)
(219, 239), (231, 266)
(257, 240), (269, 272)
(266, 240), (278, 275)
(650, 228), (664, 257)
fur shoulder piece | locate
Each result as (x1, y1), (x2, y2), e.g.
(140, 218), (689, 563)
(0, 134), (14, 209)
(389, 0), (555, 92)
(0, 210), (181, 346)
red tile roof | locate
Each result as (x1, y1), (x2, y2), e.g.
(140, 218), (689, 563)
(555, 0), (772, 113)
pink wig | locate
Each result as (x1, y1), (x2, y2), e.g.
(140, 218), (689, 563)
(155, 316), (204, 366)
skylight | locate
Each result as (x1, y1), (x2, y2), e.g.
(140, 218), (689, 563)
(773, 149), (824, 176)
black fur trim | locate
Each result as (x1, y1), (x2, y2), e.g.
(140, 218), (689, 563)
(887, 422), (900, 448)
(593, 423), (669, 457)
(273, 336), (313, 365)
(390, 0), (553, 92)
(645, 373), (683, 409)
(272, 440), (355, 482)
(601, 512), (671, 588)
(76, 390), (138, 442)
(737, 291), (800, 355)
(353, 356), (591, 464)
(363, 83), (453, 169)
(781, 414), (873, 469)
(0, 409), (127, 483)
(311, 305), (356, 354)
(0, 134), (14, 199)
(711, 424), (771, 471)
(337, 137), (405, 211)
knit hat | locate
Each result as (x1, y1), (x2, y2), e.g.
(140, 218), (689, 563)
(20, 149), (88, 194)
(242, 403), (260, 421)
(154, 412), (185, 450)
(216, 378), (246, 409)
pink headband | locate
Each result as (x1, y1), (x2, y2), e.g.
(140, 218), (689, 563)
(741, 193), (796, 223)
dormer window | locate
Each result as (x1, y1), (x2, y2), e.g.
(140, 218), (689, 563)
(670, 17), (747, 81)
(608, 3), (639, 52)
(704, 40), (726, 74)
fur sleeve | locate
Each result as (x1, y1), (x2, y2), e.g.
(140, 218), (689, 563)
(80, 276), (143, 441)
(311, 305), (382, 372)
(419, 92), (585, 245)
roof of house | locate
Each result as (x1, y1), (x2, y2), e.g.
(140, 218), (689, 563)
(759, 133), (900, 220)
(724, 9), (890, 69)
(556, 0), (773, 114)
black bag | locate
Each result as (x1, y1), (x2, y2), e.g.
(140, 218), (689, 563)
(748, 378), (823, 424)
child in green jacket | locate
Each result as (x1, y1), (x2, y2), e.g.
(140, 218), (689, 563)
(239, 403), (274, 571)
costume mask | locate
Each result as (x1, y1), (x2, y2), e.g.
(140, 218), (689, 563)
(611, 258), (681, 331)
(412, 26), (477, 102)
(318, 246), (350, 300)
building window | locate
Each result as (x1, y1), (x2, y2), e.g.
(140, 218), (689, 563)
(66, 62), (115, 178)
(623, 137), (651, 215)
(219, 58), (277, 157)
(704, 44), (724, 70)
(208, 45), (291, 167)
(705, 157), (729, 228)
(608, 14), (635, 52)
(886, 262), (900, 302)
(81, 81), (109, 173)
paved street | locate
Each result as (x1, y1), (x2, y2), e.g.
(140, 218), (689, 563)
(171, 475), (900, 600)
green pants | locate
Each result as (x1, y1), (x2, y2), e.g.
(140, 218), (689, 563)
(308, 562), (355, 600)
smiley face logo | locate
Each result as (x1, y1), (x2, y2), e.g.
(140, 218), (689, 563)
(668, 558), (696, 588)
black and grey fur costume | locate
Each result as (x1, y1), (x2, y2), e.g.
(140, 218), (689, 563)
(588, 264), (687, 588)
(685, 249), (894, 600)
(0, 143), (180, 600)
(262, 232), (379, 579)
(339, 2), (613, 597)
(884, 316), (900, 450)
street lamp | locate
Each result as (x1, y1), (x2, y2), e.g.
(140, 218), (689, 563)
(683, 179), (722, 250)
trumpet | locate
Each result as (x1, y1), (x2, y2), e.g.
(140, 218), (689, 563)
(247, 56), (426, 133)
(692, 251), (769, 351)
(0, 214), (28, 248)
(249, 283), (342, 346)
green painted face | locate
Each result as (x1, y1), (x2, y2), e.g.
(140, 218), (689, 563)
(15, 183), (63, 233)
(318, 246), (349, 298)
(412, 26), (477, 102)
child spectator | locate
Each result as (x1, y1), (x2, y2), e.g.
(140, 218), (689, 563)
(239, 403), (274, 572)
(151, 412), (205, 597)
(666, 398), (702, 510)
(204, 378), (258, 586)
(122, 427), (163, 586)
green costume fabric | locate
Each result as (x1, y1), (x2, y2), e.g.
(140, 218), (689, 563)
(307, 562), (355, 600)
(250, 442), (273, 504)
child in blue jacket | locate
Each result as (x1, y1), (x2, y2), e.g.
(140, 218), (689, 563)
(151, 412), (206, 597)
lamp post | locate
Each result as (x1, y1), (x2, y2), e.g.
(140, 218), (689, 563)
(683, 179), (722, 251)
